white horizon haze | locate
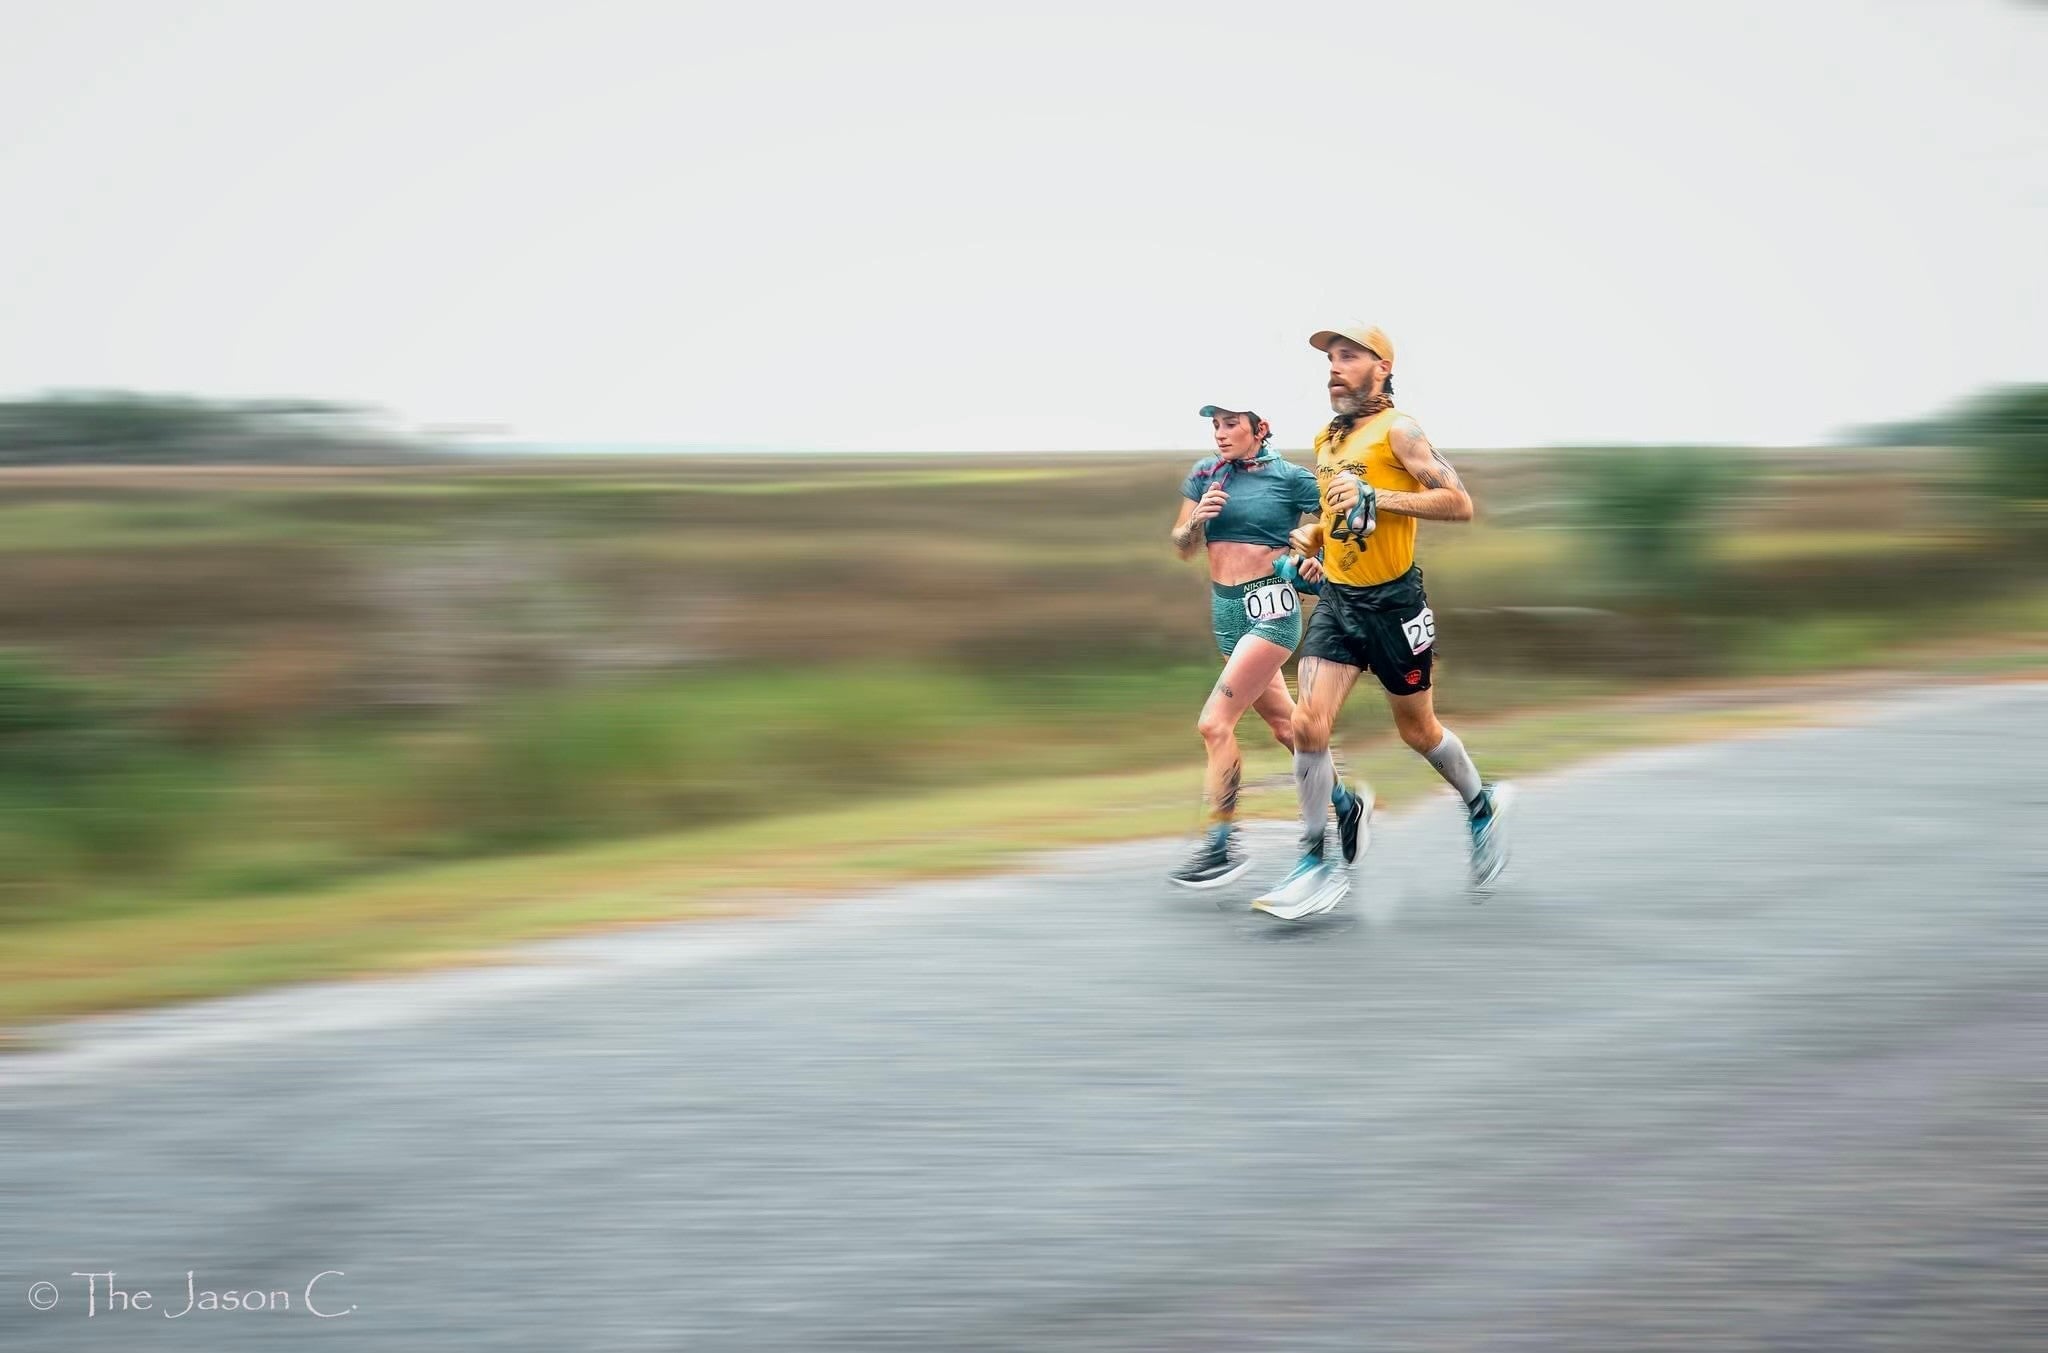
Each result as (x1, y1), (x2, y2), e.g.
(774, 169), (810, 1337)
(1, 0), (2042, 454)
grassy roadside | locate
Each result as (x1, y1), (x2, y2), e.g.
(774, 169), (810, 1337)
(7, 652), (2044, 1035)
(7, 446), (2038, 925)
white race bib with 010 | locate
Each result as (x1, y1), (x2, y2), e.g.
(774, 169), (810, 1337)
(1402, 607), (1436, 653)
(1244, 581), (1298, 624)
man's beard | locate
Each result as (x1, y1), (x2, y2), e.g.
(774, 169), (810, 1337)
(1329, 378), (1387, 417)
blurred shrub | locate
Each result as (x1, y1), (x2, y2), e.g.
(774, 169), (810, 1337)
(1950, 384), (2048, 535)
(1559, 447), (1735, 601)
(0, 650), (100, 749)
(0, 652), (213, 919)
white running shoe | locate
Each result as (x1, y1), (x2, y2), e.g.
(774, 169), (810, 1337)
(1252, 850), (1351, 921)
(1468, 781), (1518, 895)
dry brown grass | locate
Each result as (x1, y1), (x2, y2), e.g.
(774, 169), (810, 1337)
(0, 446), (2014, 733)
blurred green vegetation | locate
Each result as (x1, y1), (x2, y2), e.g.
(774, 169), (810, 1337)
(1558, 446), (1733, 600)
(1952, 384), (2048, 531)
(1855, 382), (2048, 538)
(0, 391), (425, 466)
(0, 442), (2042, 932)
(0, 694), (1872, 1029)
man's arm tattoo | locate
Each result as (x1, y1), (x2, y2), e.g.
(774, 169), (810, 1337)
(1412, 451), (1465, 493)
(1398, 423), (1464, 493)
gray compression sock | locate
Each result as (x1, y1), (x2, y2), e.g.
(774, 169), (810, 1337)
(1295, 749), (1336, 854)
(1424, 729), (1484, 809)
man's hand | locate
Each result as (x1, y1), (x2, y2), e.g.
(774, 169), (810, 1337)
(1190, 483), (1229, 523)
(1327, 472), (1377, 541)
(1288, 522), (1324, 558)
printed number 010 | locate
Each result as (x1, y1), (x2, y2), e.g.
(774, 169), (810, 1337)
(1244, 583), (1297, 624)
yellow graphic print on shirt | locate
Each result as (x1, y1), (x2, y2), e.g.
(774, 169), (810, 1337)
(1313, 407), (1419, 587)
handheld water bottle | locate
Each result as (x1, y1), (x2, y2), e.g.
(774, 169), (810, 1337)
(1331, 470), (1377, 542)
(1273, 552), (1322, 595)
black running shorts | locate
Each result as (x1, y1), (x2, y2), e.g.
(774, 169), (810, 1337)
(1299, 565), (1438, 695)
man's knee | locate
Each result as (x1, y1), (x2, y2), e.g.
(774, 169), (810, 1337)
(1292, 706), (1333, 751)
(1396, 712), (1442, 754)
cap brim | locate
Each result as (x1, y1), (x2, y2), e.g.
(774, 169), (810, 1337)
(1198, 404), (1254, 418)
(1311, 327), (1389, 361)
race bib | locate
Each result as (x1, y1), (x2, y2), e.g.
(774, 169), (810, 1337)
(1401, 607), (1436, 653)
(1244, 581), (1298, 625)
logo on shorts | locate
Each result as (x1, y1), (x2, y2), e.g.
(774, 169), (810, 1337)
(1404, 668), (1423, 687)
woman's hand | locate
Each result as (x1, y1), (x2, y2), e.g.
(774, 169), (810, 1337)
(1288, 522), (1324, 558)
(1294, 553), (1325, 584)
(1190, 483), (1229, 523)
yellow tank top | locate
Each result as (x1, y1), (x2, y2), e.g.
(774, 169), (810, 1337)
(1313, 407), (1417, 586)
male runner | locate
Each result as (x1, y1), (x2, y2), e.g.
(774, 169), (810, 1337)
(1251, 324), (1515, 919)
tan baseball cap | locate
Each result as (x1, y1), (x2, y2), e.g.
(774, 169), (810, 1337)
(1309, 324), (1395, 364)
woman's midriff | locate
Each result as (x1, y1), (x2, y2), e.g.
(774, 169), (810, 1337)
(1207, 540), (1286, 587)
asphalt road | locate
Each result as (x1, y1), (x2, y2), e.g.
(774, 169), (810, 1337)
(4, 683), (2045, 1351)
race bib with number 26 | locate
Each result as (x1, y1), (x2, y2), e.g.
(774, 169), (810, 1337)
(1401, 607), (1436, 653)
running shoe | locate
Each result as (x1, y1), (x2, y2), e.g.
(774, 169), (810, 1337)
(1251, 840), (1350, 920)
(1468, 781), (1518, 894)
(1334, 783), (1371, 866)
(1168, 830), (1250, 890)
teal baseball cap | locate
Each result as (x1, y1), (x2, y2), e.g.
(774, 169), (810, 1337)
(1198, 402), (1260, 418)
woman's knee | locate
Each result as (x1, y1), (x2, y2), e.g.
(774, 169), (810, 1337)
(1197, 709), (1235, 746)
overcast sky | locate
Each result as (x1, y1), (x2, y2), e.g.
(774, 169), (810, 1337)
(2, 0), (2042, 452)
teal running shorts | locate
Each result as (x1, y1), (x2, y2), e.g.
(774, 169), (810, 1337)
(1210, 573), (1303, 657)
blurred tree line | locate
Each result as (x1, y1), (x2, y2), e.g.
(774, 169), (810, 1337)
(1950, 384), (2048, 522)
(1849, 382), (2048, 499)
(0, 391), (434, 465)
(1583, 384), (2048, 591)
